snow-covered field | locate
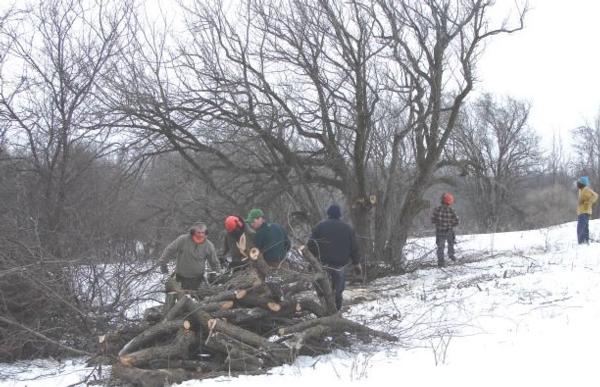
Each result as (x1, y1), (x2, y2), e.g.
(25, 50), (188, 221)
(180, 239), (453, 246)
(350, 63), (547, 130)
(2, 220), (599, 387)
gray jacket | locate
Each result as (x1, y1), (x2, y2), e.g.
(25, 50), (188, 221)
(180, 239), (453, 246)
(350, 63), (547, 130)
(158, 234), (221, 278)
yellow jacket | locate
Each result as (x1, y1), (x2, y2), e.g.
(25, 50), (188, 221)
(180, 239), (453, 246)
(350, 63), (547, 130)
(577, 186), (598, 215)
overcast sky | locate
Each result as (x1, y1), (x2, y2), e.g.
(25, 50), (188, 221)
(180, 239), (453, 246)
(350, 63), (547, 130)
(477, 0), (600, 149)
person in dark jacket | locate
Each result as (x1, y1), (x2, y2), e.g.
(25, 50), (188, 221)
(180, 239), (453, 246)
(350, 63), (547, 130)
(222, 215), (255, 270)
(157, 222), (221, 290)
(431, 193), (460, 267)
(307, 204), (361, 311)
(246, 208), (291, 267)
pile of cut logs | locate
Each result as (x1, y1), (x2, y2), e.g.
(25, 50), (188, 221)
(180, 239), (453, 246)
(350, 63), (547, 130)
(101, 246), (397, 387)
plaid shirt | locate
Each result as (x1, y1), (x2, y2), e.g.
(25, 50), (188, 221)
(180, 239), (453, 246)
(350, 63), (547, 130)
(431, 205), (459, 231)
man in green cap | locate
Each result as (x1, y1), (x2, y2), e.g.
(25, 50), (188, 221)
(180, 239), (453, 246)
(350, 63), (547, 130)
(246, 208), (291, 267)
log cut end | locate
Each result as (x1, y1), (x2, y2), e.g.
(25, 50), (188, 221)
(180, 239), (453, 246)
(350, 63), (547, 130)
(119, 355), (134, 367)
(249, 247), (260, 260)
(267, 302), (281, 312)
(234, 289), (247, 299)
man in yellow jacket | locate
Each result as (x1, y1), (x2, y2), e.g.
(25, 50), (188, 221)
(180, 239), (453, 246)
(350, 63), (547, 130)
(576, 176), (598, 244)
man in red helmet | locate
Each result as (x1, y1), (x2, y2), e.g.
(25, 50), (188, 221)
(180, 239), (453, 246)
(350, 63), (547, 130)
(431, 193), (460, 267)
(222, 215), (255, 270)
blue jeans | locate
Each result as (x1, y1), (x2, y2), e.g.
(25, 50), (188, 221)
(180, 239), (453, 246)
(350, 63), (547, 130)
(436, 229), (455, 265)
(577, 214), (590, 244)
(325, 267), (346, 311)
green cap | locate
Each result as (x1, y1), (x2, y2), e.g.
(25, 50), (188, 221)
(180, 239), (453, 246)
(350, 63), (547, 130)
(245, 208), (264, 223)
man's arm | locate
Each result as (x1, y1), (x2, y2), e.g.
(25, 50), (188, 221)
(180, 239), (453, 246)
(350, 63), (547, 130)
(222, 233), (230, 257)
(431, 207), (439, 225)
(591, 189), (599, 204)
(307, 225), (320, 257)
(157, 235), (183, 267)
(282, 227), (291, 252)
(582, 189), (595, 206)
(253, 227), (265, 251)
(451, 208), (460, 227)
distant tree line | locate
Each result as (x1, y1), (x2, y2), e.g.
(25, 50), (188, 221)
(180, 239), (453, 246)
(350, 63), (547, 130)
(0, 0), (596, 362)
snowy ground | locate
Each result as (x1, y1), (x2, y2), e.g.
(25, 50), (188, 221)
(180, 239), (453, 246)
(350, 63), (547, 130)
(2, 220), (599, 387)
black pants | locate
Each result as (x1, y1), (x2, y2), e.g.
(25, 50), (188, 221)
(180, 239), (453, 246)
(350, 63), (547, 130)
(175, 274), (203, 290)
(325, 267), (346, 311)
(436, 229), (455, 265)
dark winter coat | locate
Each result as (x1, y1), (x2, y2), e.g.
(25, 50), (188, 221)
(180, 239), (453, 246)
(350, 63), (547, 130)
(431, 204), (459, 232)
(307, 218), (359, 268)
(222, 224), (255, 264)
(253, 222), (291, 263)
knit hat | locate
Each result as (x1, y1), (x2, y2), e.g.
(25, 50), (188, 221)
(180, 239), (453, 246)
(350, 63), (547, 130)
(245, 208), (264, 224)
(578, 176), (590, 186)
(441, 192), (454, 205)
(326, 204), (342, 219)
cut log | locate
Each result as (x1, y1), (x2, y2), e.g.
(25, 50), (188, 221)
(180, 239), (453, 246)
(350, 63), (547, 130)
(204, 332), (263, 371)
(235, 294), (281, 311)
(287, 325), (331, 352)
(203, 317), (290, 365)
(278, 314), (398, 342)
(298, 298), (326, 317)
(119, 328), (199, 368)
(118, 320), (184, 357)
(200, 288), (248, 303)
(163, 295), (189, 322)
(98, 324), (147, 356)
(210, 307), (271, 324)
(144, 359), (216, 372)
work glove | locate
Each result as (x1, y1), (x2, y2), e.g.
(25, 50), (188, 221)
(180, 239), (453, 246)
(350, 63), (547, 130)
(160, 264), (168, 274)
(352, 264), (362, 276)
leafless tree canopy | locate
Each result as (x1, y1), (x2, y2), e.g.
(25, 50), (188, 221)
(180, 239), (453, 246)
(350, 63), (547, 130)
(450, 93), (541, 231)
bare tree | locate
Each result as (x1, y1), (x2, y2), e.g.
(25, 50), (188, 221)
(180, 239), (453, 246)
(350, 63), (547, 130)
(374, 1), (526, 265)
(0, 0), (132, 257)
(451, 93), (541, 231)
(0, 0), (135, 360)
(546, 132), (570, 186)
(108, 0), (526, 270)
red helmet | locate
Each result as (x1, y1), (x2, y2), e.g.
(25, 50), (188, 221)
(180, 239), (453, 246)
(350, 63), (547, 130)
(224, 216), (242, 232)
(442, 192), (454, 205)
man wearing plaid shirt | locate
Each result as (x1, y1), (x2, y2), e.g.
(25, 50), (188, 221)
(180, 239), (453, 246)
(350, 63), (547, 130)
(431, 193), (459, 267)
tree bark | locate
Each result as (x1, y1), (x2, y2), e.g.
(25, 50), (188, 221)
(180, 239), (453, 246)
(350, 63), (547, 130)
(118, 320), (185, 357)
(119, 328), (199, 368)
